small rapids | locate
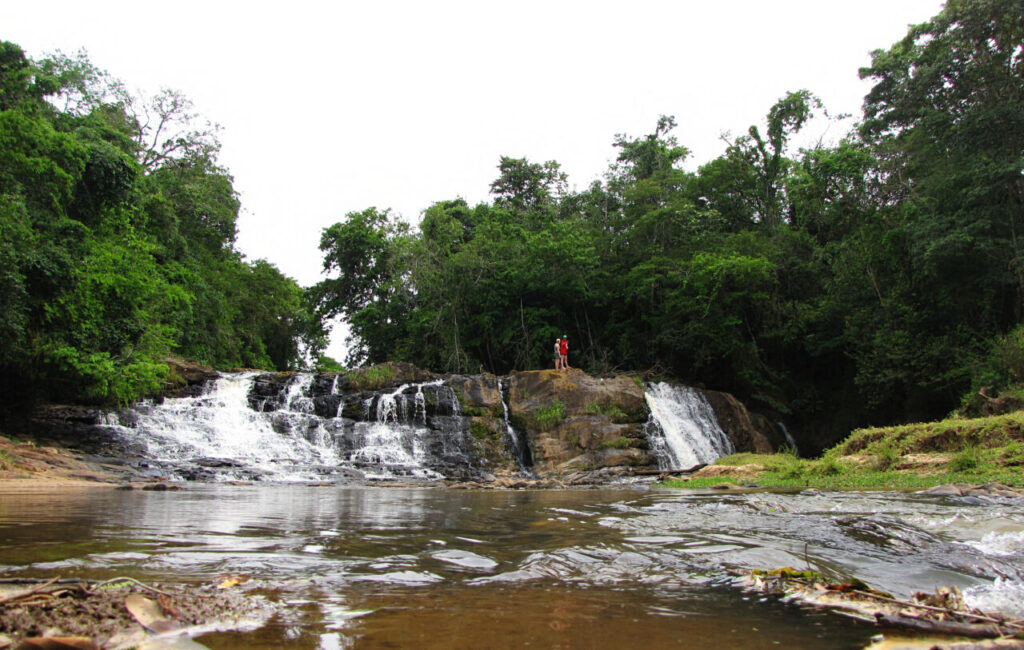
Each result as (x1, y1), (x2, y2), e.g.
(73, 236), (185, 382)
(2, 485), (1022, 648)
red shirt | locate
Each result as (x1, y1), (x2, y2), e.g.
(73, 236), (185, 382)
(559, 339), (568, 355)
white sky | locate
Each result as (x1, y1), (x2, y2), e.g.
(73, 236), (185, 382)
(6, 0), (945, 360)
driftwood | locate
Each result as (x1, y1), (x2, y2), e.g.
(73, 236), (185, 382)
(630, 463), (707, 477)
(0, 576), (196, 607)
(875, 612), (1015, 639)
(743, 570), (1024, 644)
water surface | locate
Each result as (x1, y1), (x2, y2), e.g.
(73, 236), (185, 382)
(2, 484), (1022, 648)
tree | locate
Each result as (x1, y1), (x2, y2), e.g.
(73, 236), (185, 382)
(854, 0), (1024, 415)
(860, 0), (1024, 322)
(313, 208), (411, 366)
(700, 91), (822, 230)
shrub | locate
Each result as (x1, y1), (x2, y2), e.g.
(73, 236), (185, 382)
(584, 401), (629, 422)
(348, 364), (396, 391)
(532, 401), (565, 431)
(873, 443), (899, 471)
(807, 456), (844, 476)
(470, 420), (494, 441)
(949, 445), (981, 472)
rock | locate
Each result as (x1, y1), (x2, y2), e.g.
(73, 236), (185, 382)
(699, 389), (786, 454)
(505, 370), (651, 474)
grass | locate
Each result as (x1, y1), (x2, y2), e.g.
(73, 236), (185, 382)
(665, 411), (1024, 491)
(668, 468), (1024, 491)
(532, 401), (565, 431)
(584, 401), (630, 423)
(347, 364), (397, 391)
(599, 436), (631, 450)
(469, 419), (496, 441)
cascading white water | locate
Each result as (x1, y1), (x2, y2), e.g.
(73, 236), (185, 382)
(498, 378), (531, 471)
(111, 373), (340, 481)
(643, 382), (735, 470)
(103, 373), (471, 482)
(285, 373), (315, 414)
(351, 381), (445, 480)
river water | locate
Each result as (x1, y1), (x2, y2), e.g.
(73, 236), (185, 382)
(2, 484), (1023, 648)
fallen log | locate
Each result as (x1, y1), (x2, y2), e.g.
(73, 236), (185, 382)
(875, 612), (1016, 639)
(630, 463), (707, 476)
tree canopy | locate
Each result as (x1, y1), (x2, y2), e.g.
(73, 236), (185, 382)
(314, 0), (1024, 448)
(0, 43), (323, 406)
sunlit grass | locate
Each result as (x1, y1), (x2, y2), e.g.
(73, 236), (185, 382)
(667, 412), (1024, 491)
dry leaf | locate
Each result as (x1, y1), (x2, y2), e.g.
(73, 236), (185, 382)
(215, 575), (250, 589)
(125, 594), (180, 633)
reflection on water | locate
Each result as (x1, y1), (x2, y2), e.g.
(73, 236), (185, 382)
(1, 484), (1022, 648)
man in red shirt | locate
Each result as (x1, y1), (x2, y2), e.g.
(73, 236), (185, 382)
(559, 336), (569, 370)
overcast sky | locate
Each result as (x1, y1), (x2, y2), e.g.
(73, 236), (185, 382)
(7, 0), (945, 359)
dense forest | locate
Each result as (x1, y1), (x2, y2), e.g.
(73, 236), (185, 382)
(1, 0), (1021, 449)
(312, 0), (1024, 448)
(0, 41), (325, 406)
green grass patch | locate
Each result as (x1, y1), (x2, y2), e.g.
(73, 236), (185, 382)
(470, 419), (495, 441)
(599, 436), (631, 450)
(531, 401), (566, 432)
(347, 364), (397, 391)
(834, 411), (1024, 457)
(665, 411), (1024, 492)
(668, 468), (1024, 491)
(584, 401), (631, 423)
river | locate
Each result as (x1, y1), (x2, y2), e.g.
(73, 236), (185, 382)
(2, 483), (1022, 648)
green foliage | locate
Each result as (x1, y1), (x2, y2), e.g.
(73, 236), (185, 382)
(584, 401), (630, 423)
(598, 436), (631, 450)
(949, 445), (982, 472)
(0, 41), (317, 407)
(872, 443), (900, 472)
(469, 419), (495, 441)
(531, 401), (566, 432)
(347, 364), (397, 391)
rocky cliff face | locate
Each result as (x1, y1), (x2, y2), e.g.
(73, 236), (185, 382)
(27, 361), (784, 482)
(699, 389), (787, 454)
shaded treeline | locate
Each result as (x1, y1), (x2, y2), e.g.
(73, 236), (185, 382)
(0, 43), (325, 406)
(313, 0), (1024, 447)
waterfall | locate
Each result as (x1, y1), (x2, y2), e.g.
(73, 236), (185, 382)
(111, 373), (340, 482)
(102, 373), (477, 482)
(498, 378), (532, 472)
(643, 383), (734, 470)
(778, 421), (799, 455)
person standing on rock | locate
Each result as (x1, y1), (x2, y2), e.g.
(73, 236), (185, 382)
(554, 338), (563, 371)
(559, 335), (570, 370)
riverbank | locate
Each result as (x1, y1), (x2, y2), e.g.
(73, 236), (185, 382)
(668, 410), (1024, 490)
(0, 435), (133, 487)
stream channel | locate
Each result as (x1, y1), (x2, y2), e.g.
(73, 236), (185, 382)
(2, 484), (1023, 648)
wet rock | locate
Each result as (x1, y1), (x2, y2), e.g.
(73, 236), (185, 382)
(919, 484), (1024, 500)
(700, 389), (786, 454)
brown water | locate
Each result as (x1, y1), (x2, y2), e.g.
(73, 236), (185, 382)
(3, 484), (1022, 648)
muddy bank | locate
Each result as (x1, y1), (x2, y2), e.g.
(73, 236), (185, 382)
(0, 577), (273, 649)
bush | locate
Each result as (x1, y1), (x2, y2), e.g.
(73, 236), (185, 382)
(949, 445), (981, 472)
(873, 443), (899, 471)
(348, 364), (396, 391)
(532, 401), (565, 431)
(470, 420), (494, 441)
